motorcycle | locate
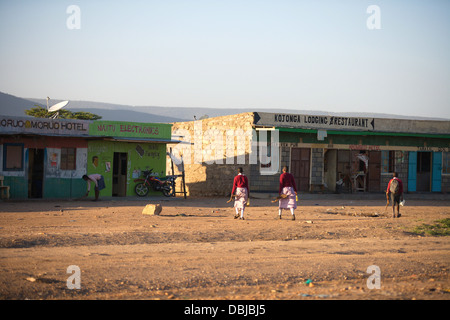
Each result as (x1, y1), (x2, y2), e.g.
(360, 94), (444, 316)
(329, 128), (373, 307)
(134, 169), (176, 197)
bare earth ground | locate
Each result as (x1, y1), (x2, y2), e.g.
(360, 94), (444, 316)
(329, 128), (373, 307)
(0, 195), (449, 301)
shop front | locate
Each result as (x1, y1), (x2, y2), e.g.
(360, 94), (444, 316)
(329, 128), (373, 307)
(87, 120), (174, 197)
(0, 116), (90, 199)
(169, 112), (449, 196)
(253, 112), (450, 194)
(0, 116), (177, 199)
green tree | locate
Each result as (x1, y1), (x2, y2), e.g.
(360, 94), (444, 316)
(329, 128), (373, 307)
(66, 111), (102, 120)
(25, 105), (102, 120)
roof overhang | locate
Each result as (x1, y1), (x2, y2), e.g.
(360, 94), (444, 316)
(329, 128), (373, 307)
(101, 137), (183, 144)
(276, 127), (450, 139)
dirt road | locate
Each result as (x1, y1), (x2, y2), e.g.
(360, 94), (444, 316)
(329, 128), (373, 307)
(0, 196), (449, 300)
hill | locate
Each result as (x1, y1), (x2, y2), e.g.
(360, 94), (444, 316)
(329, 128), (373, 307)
(1, 91), (447, 123)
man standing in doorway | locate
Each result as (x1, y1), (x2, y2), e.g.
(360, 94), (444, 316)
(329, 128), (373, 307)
(82, 174), (106, 201)
(278, 166), (298, 220)
(386, 172), (404, 218)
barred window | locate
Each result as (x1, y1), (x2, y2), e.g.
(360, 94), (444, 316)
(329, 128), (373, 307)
(381, 151), (395, 173)
(60, 148), (76, 170)
(443, 152), (450, 174)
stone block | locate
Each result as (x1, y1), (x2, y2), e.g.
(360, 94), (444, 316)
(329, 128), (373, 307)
(142, 204), (162, 216)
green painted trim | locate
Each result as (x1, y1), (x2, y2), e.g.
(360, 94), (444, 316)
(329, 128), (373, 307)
(276, 127), (450, 139)
(277, 128), (316, 134)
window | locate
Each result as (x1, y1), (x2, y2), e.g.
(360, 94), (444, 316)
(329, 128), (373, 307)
(60, 148), (76, 170)
(381, 151), (395, 173)
(443, 152), (450, 174)
(3, 143), (24, 171)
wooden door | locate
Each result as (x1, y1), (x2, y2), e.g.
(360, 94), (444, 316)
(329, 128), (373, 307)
(417, 152), (431, 192)
(112, 152), (128, 196)
(367, 151), (381, 192)
(28, 148), (44, 198)
(291, 148), (310, 192)
(337, 150), (352, 192)
(431, 152), (442, 192)
(408, 151), (417, 192)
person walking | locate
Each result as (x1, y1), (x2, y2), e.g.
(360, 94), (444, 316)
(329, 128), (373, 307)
(386, 172), (404, 218)
(278, 166), (297, 220)
(230, 167), (249, 220)
(82, 173), (106, 201)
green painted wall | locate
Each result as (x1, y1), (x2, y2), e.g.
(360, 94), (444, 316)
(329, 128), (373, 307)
(3, 176), (86, 199)
(43, 178), (86, 199)
(87, 140), (167, 197)
(3, 176), (27, 199)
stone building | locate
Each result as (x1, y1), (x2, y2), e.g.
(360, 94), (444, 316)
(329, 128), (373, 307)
(168, 113), (255, 196)
(169, 112), (450, 197)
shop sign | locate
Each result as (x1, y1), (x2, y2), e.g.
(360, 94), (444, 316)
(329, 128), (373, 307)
(0, 116), (89, 136)
(89, 120), (172, 139)
(255, 112), (375, 131)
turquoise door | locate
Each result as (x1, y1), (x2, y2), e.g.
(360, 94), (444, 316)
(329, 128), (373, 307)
(408, 151), (417, 192)
(431, 152), (442, 192)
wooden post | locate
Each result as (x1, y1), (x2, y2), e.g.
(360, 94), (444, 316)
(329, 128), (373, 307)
(182, 170), (186, 199)
(168, 147), (187, 199)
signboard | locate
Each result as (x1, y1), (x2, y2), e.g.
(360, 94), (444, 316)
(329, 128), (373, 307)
(89, 120), (172, 140)
(254, 112), (375, 131)
(0, 117), (174, 140)
(0, 116), (90, 136)
(253, 112), (450, 135)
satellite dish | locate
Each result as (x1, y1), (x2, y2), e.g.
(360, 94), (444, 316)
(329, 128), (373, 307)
(48, 100), (69, 112)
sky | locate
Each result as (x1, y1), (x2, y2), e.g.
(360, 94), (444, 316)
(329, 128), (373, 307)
(0, 0), (449, 119)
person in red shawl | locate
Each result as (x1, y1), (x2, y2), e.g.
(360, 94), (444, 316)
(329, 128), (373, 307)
(278, 166), (297, 220)
(230, 167), (249, 220)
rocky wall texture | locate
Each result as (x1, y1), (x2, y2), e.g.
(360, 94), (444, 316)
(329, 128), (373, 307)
(168, 113), (255, 196)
